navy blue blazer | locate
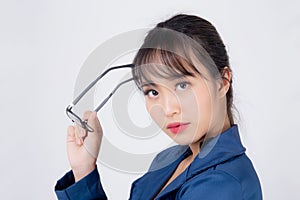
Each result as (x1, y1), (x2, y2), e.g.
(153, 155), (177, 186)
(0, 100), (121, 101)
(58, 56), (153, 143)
(55, 125), (262, 199)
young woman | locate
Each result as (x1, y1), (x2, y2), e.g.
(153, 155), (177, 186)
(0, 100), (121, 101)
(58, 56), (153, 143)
(55, 14), (262, 199)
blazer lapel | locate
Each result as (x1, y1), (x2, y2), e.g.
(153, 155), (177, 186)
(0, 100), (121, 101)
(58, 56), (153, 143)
(130, 148), (190, 200)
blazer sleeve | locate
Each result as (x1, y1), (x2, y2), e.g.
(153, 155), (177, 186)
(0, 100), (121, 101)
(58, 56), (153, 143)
(176, 171), (243, 200)
(55, 166), (108, 200)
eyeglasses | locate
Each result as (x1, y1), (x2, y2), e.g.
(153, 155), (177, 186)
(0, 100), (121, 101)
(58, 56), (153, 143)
(66, 64), (134, 132)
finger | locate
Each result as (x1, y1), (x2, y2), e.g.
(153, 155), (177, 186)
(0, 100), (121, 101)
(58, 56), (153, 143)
(88, 111), (102, 134)
(89, 111), (98, 121)
(74, 123), (86, 138)
(82, 111), (93, 121)
(74, 125), (84, 145)
(82, 111), (95, 134)
(82, 111), (101, 134)
(80, 127), (88, 139)
(67, 126), (76, 143)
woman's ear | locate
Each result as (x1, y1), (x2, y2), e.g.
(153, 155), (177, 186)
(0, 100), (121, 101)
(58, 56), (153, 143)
(218, 67), (232, 98)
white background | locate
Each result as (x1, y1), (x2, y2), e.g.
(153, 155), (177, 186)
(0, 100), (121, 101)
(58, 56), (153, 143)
(0, 0), (299, 199)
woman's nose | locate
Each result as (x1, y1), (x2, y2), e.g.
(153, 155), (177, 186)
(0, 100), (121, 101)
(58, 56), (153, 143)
(161, 91), (181, 117)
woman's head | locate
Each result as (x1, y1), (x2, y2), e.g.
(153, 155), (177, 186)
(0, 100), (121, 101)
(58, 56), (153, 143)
(132, 14), (233, 145)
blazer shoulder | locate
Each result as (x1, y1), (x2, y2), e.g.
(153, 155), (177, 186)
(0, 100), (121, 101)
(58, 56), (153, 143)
(215, 154), (263, 199)
(178, 170), (243, 200)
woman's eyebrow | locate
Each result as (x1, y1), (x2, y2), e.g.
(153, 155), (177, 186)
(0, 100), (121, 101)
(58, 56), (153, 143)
(169, 74), (186, 80)
(162, 74), (188, 80)
(140, 74), (188, 88)
(141, 82), (156, 88)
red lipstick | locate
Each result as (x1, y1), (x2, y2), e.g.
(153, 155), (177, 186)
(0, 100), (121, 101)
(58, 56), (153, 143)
(167, 122), (190, 134)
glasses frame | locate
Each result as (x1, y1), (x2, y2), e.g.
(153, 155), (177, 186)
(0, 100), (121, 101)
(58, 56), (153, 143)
(66, 63), (134, 132)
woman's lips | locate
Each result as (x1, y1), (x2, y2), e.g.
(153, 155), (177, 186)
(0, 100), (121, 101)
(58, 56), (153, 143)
(167, 122), (190, 134)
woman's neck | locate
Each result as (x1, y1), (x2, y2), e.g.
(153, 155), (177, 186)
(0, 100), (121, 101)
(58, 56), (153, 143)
(188, 115), (231, 160)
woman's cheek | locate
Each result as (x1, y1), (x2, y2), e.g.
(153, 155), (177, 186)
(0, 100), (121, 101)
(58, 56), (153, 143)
(146, 103), (165, 127)
(181, 91), (200, 112)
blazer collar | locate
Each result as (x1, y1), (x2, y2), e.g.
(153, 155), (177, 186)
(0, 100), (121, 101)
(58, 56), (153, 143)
(133, 125), (245, 199)
(187, 124), (246, 178)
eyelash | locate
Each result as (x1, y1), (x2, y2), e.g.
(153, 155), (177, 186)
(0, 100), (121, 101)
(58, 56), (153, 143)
(175, 81), (190, 90)
(143, 89), (158, 97)
(143, 81), (190, 97)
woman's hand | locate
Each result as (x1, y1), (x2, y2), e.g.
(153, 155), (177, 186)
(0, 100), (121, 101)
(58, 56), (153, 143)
(66, 111), (103, 182)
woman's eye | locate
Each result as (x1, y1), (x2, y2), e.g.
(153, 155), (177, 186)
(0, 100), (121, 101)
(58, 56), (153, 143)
(176, 82), (190, 91)
(144, 89), (159, 98)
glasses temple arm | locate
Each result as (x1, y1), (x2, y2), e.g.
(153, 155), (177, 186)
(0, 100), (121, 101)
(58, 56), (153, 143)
(72, 64), (134, 105)
(94, 78), (134, 112)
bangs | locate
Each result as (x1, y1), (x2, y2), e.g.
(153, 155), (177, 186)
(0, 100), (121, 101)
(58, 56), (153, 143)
(132, 48), (202, 88)
(132, 27), (219, 89)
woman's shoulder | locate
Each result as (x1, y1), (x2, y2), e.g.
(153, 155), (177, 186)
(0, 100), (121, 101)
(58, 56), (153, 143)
(214, 153), (261, 186)
(182, 153), (262, 199)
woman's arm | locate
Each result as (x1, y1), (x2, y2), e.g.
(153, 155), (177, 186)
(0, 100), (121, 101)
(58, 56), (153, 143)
(55, 111), (107, 200)
(55, 166), (107, 200)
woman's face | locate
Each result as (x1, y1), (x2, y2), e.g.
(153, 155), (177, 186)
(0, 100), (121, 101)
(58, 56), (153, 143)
(141, 71), (217, 145)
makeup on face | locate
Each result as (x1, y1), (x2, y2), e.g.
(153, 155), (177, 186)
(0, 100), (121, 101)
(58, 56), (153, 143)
(138, 72), (214, 146)
(140, 76), (194, 136)
(167, 122), (190, 134)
